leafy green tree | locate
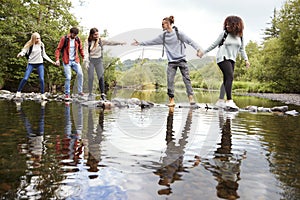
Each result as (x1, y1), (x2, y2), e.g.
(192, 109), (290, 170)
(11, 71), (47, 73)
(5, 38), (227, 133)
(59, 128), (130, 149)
(276, 0), (300, 92)
(0, 0), (80, 92)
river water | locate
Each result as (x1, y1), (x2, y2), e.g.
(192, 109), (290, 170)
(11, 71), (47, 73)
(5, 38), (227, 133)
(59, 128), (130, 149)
(0, 90), (299, 200)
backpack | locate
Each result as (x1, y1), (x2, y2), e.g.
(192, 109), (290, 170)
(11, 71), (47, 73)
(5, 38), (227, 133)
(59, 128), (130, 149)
(162, 26), (186, 57)
(88, 39), (103, 56)
(25, 43), (44, 59)
(60, 35), (81, 55)
(218, 30), (243, 47)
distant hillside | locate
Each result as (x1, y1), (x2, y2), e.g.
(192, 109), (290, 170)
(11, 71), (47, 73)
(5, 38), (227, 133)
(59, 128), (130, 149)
(118, 56), (215, 71)
(188, 56), (215, 70)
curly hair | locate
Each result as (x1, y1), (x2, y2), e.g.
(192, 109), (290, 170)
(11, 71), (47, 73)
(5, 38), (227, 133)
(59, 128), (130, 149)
(223, 16), (244, 37)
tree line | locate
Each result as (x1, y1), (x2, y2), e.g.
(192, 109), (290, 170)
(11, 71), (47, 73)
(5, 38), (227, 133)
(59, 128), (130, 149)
(0, 0), (299, 94)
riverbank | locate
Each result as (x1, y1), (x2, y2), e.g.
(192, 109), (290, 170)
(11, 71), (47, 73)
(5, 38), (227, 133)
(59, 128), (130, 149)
(241, 93), (300, 106)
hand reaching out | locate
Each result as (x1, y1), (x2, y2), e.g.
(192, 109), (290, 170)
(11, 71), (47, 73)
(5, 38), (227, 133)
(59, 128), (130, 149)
(131, 39), (139, 46)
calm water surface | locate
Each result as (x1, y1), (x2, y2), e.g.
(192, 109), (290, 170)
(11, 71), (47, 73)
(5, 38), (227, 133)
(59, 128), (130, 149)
(0, 91), (300, 200)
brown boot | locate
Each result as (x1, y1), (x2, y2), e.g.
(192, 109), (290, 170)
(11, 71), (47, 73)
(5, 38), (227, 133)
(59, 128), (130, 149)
(189, 95), (196, 105)
(167, 97), (175, 107)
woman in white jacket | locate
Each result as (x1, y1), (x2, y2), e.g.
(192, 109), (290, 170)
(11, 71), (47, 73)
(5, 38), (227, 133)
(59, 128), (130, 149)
(199, 16), (250, 110)
(84, 28), (125, 101)
(16, 32), (56, 100)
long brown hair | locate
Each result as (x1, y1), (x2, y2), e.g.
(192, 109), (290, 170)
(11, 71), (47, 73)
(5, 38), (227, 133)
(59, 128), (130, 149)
(88, 27), (100, 51)
(223, 16), (244, 37)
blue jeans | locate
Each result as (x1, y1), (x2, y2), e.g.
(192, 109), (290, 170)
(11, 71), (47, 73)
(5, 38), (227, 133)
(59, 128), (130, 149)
(17, 63), (45, 93)
(63, 61), (83, 95)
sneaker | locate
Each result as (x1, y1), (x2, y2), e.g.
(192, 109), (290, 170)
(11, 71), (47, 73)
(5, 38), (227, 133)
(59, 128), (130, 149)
(78, 92), (84, 96)
(101, 93), (107, 101)
(188, 95), (196, 105)
(16, 91), (21, 98)
(215, 99), (226, 108)
(167, 97), (175, 107)
(88, 93), (95, 101)
(41, 100), (47, 107)
(41, 93), (48, 100)
(65, 94), (71, 101)
(16, 102), (21, 111)
(225, 100), (239, 109)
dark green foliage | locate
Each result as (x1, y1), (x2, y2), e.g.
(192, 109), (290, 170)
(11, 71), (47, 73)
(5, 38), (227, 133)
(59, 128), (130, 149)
(0, 0), (79, 92)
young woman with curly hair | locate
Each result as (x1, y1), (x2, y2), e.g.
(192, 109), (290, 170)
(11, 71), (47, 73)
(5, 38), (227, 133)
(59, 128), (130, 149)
(199, 15), (250, 110)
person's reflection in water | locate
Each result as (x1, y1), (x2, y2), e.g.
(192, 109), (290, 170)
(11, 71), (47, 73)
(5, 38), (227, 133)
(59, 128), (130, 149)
(85, 108), (104, 179)
(18, 102), (45, 169)
(154, 107), (193, 195)
(59, 103), (83, 170)
(16, 102), (46, 198)
(205, 111), (242, 200)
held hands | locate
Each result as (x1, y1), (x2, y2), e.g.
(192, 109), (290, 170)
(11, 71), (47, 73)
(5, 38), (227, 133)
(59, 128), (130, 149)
(131, 39), (139, 46)
(197, 50), (204, 58)
(245, 60), (250, 68)
(55, 60), (60, 66)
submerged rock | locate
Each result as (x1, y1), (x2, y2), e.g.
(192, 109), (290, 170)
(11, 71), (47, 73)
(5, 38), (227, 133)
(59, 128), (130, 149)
(0, 90), (298, 116)
(271, 106), (288, 112)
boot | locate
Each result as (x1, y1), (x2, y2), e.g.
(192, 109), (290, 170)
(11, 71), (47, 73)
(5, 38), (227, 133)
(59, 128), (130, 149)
(167, 97), (175, 107)
(189, 95), (196, 105)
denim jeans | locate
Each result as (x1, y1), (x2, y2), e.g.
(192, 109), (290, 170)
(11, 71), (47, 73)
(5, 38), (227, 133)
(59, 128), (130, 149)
(20, 106), (45, 136)
(63, 61), (83, 95)
(167, 61), (193, 98)
(17, 63), (45, 94)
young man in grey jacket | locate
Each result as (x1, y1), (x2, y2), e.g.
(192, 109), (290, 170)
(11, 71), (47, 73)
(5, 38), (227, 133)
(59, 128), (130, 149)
(132, 16), (202, 107)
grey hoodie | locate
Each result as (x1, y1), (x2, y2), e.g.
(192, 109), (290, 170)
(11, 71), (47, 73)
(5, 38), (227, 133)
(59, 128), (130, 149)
(140, 29), (201, 62)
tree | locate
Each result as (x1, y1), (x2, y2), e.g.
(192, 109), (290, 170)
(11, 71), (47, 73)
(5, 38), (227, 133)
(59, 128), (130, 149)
(264, 8), (280, 40)
(0, 0), (80, 92)
(276, 0), (300, 92)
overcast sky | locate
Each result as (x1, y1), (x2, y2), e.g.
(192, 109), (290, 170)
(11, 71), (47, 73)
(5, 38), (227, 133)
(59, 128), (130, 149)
(71, 0), (285, 55)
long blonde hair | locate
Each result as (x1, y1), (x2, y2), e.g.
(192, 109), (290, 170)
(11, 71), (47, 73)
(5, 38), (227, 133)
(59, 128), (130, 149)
(24, 32), (41, 49)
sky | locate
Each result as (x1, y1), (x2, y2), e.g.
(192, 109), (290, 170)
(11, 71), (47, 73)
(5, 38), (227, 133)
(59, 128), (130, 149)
(70, 0), (285, 56)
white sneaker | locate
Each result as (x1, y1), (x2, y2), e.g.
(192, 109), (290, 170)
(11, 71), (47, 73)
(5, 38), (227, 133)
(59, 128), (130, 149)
(16, 102), (21, 111)
(41, 93), (47, 100)
(41, 101), (47, 107)
(225, 100), (239, 109)
(16, 91), (21, 98)
(215, 99), (226, 108)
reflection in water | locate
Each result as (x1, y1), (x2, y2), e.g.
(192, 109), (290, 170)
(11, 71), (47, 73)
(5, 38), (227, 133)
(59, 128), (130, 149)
(154, 107), (193, 195)
(1, 96), (297, 199)
(56, 103), (83, 171)
(85, 108), (104, 178)
(17, 102), (45, 199)
(204, 111), (242, 200)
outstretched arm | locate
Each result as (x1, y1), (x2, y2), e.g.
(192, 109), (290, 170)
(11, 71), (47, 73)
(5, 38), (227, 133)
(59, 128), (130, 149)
(131, 34), (164, 46)
(42, 43), (56, 65)
(203, 31), (225, 54)
(102, 39), (126, 46)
